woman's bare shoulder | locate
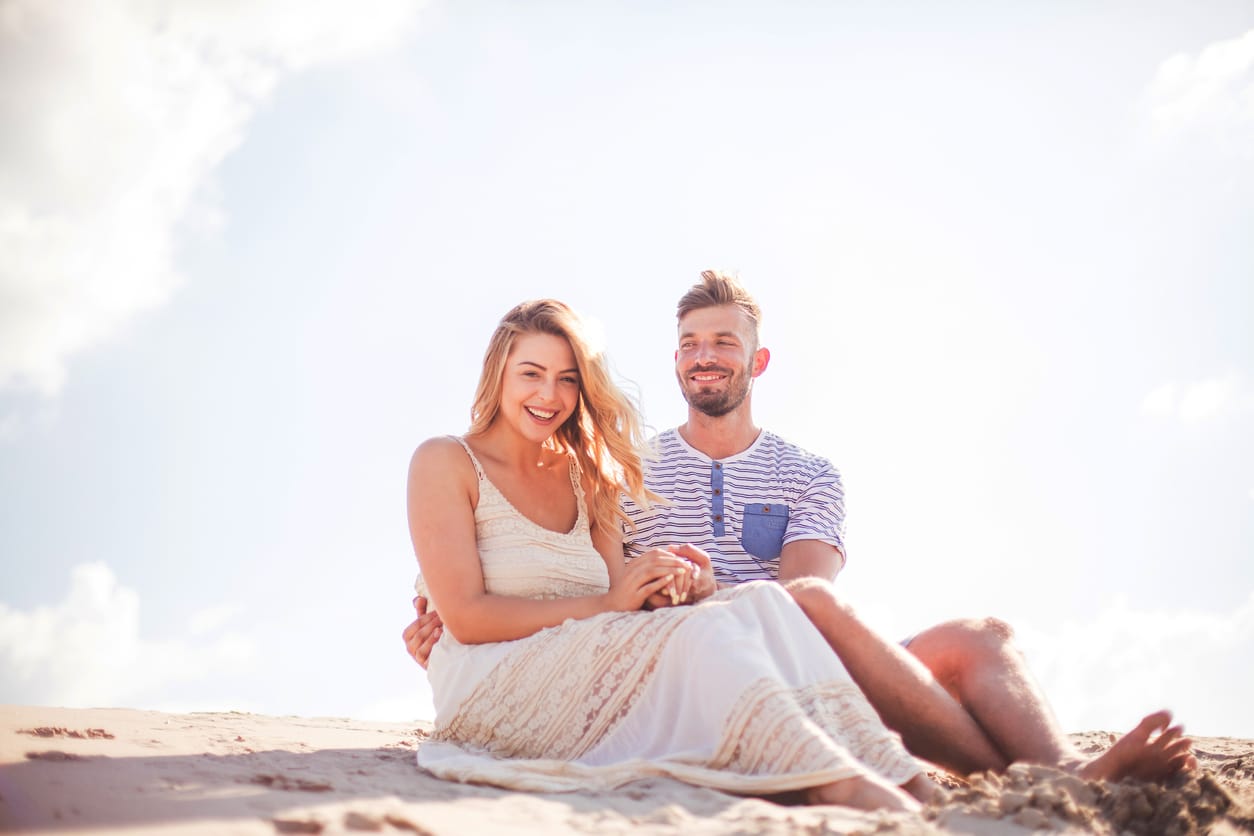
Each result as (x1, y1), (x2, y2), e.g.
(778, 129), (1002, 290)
(409, 436), (474, 483)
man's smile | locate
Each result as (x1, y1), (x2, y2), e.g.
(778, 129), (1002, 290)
(688, 367), (731, 383)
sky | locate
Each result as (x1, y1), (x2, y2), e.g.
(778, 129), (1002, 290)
(1, 0), (1252, 738)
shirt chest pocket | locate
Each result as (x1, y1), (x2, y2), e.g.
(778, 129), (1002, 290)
(740, 503), (789, 560)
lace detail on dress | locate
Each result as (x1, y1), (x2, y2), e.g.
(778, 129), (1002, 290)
(710, 678), (920, 784)
(453, 435), (589, 543)
(443, 435), (609, 600)
(419, 440), (924, 794)
(434, 606), (700, 760)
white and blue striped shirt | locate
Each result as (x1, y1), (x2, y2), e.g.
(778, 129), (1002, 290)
(622, 428), (846, 584)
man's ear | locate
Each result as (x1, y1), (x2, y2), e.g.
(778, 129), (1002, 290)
(751, 347), (771, 377)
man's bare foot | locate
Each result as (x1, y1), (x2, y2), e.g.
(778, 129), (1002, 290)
(806, 774), (922, 813)
(1074, 710), (1197, 782)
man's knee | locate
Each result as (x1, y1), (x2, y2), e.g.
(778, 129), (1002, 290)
(932, 614), (1018, 651)
(978, 616), (1015, 644)
(908, 617), (1017, 684)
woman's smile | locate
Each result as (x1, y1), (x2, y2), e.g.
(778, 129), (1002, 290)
(499, 332), (581, 439)
(525, 405), (559, 422)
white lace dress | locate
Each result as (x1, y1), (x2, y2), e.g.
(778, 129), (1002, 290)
(416, 438), (922, 794)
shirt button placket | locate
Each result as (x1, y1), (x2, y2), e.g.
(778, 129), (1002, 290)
(711, 461), (725, 536)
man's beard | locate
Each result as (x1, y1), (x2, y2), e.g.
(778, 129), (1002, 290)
(678, 364), (752, 417)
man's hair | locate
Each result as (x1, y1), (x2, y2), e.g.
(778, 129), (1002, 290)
(676, 270), (763, 345)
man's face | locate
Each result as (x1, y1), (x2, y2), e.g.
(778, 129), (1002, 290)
(675, 305), (766, 417)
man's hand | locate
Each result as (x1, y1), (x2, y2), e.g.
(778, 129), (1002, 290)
(674, 544), (717, 600)
(402, 596), (443, 669)
(641, 544), (718, 610)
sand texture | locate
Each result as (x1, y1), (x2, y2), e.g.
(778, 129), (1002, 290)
(1, 705), (1251, 835)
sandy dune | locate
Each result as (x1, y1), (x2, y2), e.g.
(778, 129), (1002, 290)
(2, 705), (1251, 834)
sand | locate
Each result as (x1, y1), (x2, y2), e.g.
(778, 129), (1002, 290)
(1, 705), (1251, 835)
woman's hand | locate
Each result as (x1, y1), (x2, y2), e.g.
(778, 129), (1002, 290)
(603, 551), (692, 612)
(643, 544), (717, 610)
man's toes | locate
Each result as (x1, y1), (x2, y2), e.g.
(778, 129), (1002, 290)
(1134, 710), (1173, 737)
(1121, 711), (1172, 748)
(1143, 730), (1188, 769)
(1159, 751), (1195, 777)
(1167, 739), (1193, 759)
(1163, 736), (1193, 762)
(1149, 726), (1187, 757)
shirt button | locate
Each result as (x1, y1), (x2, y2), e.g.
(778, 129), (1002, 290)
(714, 489), (721, 495)
(764, 505), (771, 512)
(714, 514), (722, 522)
(714, 462), (722, 469)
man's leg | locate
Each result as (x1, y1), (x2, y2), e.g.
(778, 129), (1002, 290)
(904, 618), (1073, 766)
(904, 618), (1196, 781)
(785, 578), (1010, 776)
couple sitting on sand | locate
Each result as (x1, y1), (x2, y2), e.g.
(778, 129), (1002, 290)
(402, 271), (1195, 814)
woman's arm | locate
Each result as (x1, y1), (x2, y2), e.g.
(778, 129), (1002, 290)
(408, 438), (684, 645)
(588, 473), (705, 608)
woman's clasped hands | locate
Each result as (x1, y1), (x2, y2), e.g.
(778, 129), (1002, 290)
(405, 545), (722, 670)
(605, 544), (718, 612)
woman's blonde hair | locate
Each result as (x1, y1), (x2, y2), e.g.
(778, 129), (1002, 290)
(469, 299), (656, 539)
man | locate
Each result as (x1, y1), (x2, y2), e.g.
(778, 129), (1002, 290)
(406, 271), (1195, 780)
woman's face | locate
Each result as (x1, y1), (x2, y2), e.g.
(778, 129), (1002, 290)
(497, 331), (581, 443)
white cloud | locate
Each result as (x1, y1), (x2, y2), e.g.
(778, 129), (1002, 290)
(1141, 381), (1181, 417)
(0, 562), (257, 707)
(1140, 373), (1251, 422)
(1144, 28), (1254, 152)
(0, 0), (423, 395)
(1017, 592), (1254, 738)
(187, 602), (240, 637)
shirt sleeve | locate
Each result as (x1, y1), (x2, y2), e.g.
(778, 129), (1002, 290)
(781, 461), (847, 574)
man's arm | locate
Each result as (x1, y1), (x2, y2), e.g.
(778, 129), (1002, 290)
(403, 596), (443, 669)
(777, 539), (844, 583)
(776, 452), (847, 584)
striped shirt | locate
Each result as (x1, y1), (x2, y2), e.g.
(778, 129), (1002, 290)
(621, 428), (847, 584)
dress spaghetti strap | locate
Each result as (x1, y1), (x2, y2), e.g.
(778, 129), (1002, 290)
(452, 435), (485, 480)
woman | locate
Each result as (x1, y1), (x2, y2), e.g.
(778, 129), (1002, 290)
(408, 299), (935, 812)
